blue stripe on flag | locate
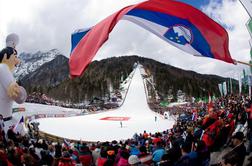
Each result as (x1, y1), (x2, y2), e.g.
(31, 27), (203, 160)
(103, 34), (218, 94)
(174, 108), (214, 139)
(71, 28), (91, 53)
(125, 9), (214, 58)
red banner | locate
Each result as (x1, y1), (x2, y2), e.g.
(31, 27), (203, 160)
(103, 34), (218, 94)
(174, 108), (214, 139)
(100, 117), (130, 121)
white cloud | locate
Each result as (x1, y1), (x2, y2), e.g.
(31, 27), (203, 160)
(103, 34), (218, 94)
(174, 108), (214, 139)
(0, 0), (250, 79)
(200, 0), (251, 78)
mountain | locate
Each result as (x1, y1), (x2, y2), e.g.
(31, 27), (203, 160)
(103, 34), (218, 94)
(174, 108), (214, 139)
(19, 55), (238, 103)
(20, 54), (69, 90)
(14, 49), (62, 80)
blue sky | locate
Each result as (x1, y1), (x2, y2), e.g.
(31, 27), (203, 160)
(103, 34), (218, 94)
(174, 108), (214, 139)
(178, 0), (211, 8)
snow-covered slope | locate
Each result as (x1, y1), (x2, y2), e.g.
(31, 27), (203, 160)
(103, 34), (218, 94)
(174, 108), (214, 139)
(35, 65), (174, 142)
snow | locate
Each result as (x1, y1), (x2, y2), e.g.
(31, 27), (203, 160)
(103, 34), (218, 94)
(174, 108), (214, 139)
(14, 49), (61, 79)
(5, 103), (81, 132)
(11, 65), (175, 142)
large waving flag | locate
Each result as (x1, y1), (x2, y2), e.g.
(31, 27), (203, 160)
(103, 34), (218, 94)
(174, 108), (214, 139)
(70, 0), (234, 77)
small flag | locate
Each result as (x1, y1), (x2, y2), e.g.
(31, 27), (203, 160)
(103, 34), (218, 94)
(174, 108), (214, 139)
(13, 116), (24, 134)
(63, 138), (70, 148)
(208, 92), (212, 104)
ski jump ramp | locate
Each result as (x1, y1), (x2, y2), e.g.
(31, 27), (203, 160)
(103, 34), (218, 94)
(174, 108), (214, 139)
(33, 66), (175, 142)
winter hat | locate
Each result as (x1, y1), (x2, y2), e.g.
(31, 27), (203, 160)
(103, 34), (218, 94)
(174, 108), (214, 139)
(6, 33), (19, 48)
(128, 155), (140, 165)
(107, 150), (115, 156)
(38, 139), (43, 144)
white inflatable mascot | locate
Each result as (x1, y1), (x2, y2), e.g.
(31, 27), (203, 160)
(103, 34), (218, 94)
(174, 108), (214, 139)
(0, 33), (27, 121)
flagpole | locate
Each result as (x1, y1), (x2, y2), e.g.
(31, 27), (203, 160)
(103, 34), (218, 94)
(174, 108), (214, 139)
(234, 59), (252, 67)
(239, 0), (252, 18)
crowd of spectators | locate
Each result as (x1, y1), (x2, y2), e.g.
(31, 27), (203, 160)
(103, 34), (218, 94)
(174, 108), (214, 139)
(26, 92), (120, 112)
(1, 94), (252, 165)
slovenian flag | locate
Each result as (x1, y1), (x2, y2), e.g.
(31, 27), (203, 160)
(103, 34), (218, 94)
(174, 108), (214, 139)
(70, 0), (234, 77)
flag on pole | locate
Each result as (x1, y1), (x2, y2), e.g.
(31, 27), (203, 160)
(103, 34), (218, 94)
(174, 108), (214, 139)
(70, 0), (234, 77)
(208, 92), (212, 103)
(63, 138), (70, 148)
(13, 116), (24, 134)
(239, 73), (242, 94)
(223, 81), (227, 96)
(243, 69), (247, 78)
(218, 83), (223, 96)
(230, 78), (233, 94)
(240, 0), (252, 18)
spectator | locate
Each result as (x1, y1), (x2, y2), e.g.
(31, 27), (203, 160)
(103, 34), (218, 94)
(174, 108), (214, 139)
(166, 140), (182, 165)
(96, 149), (107, 166)
(78, 144), (93, 166)
(0, 114), (4, 130)
(92, 144), (100, 164)
(0, 143), (12, 166)
(174, 142), (194, 166)
(222, 132), (246, 166)
(220, 151), (240, 166)
(128, 155), (144, 166)
(138, 146), (152, 165)
(118, 150), (130, 166)
(7, 126), (17, 143)
(58, 151), (75, 166)
(195, 140), (210, 166)
(152, 141), (165, 165)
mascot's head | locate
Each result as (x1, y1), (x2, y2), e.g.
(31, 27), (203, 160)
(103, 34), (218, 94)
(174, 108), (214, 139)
(0, 47), (20, 71)
(0, 33), (20, 71)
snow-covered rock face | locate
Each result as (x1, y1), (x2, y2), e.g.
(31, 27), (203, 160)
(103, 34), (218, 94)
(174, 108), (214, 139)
(14, 49), (61, 80)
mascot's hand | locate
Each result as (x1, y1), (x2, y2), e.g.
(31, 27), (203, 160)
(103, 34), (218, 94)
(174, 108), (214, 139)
(7, 82), (20, 99)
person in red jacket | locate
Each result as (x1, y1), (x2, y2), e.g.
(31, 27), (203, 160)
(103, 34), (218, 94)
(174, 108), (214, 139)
(78, 145), (93, 166)
(202, 108), (218, 130)
(96, 149), (108, 166)
(58, 151), (75, 166)
(201, 119), (223, 151)
(0, 143), (13, 166)
(117, 150), (130, 166)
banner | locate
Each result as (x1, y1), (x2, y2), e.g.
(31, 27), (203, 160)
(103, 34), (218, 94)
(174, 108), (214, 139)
(223, 82), (227, 96)
(239, 74), (242, 94)
(218, 83), (223, 96)
(230, 78), (233, 94)
(240, 0), (252, 18)
(12, 107), (25, 113)
(248, 75), (252, 86)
